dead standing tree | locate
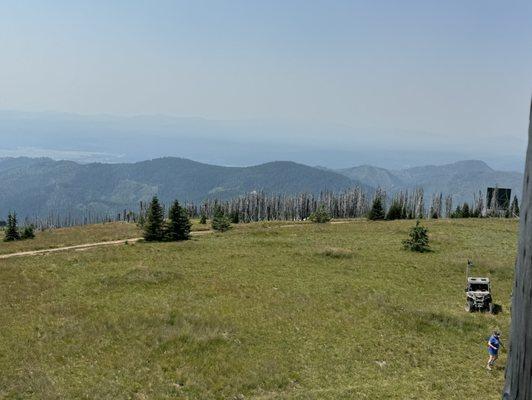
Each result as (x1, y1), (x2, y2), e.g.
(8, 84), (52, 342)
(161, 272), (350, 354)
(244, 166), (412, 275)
(503, 99), (532, 399)
(444, 194), (453, 218)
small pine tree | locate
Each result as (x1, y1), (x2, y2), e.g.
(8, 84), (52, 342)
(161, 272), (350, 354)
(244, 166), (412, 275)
(403, 220), (430, 252)
(4, 212), (20, 242)
(386, 201), (403, 220)
(143, 196), (165, 241)
(309, 205), (332, 223)
(461, 203), (471, 218)
(199, 213), (207, 224)
(229, 211), (240, 224)
(212, 206), (231, 232)
(368, 196), (385, 221)
(21, 224), (35, 240)
(451, 205), (462, 218)
(511, 196), (520, 217)
(165, 200), (191, 241)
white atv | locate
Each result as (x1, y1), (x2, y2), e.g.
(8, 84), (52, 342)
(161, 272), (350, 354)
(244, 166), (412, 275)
(465, 277), (494, 313)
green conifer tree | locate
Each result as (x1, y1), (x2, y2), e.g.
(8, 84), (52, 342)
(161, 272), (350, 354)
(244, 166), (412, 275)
(143, 196), (165, 241)
(212, 206), (231, 232)
(4, 212), (20, 242)
(229, 211), (240, 224)
(368, 196), (385, 221)
(165, 200), (192, 241)
(461, 202), (471, 218)
(21, 224), (35, 240)
(309, 204), (332, 223)
(199, 213), (207, 224)
(403, 220), (430, 252)
(451, 205), (462, 218)
(386, 201), (403, 220)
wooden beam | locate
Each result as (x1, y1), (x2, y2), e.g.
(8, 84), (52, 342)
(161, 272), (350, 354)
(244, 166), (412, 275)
(503, 98), (532, 399)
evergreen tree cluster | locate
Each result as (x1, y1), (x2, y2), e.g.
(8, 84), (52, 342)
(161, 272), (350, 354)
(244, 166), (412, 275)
(142, 197), (191, 242)
(3, 212), (35, 242)
(449, 201), (482, 218)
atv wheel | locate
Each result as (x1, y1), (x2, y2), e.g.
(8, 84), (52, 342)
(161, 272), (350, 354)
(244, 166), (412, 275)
(489, 302), (495, 314)
(465, 301), (474, 313)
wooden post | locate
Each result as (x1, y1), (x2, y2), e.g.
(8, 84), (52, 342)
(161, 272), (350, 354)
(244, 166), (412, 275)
(503, 98), (532, 399)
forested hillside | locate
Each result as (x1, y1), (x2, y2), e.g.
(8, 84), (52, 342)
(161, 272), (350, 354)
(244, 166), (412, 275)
(0, 157), (523, 222)
(0, 157), (358, 220)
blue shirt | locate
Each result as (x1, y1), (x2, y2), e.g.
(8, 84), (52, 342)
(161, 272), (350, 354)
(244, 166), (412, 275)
(488, 335), (500, 353)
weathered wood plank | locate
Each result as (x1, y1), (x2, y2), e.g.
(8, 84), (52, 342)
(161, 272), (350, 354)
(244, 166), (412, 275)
(503, 98), (532, 399)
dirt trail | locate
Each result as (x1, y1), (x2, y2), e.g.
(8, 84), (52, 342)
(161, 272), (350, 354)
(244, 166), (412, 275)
(0, 230), (214, 260)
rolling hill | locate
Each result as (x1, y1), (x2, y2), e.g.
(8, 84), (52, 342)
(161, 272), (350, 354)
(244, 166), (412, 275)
(0, 157), (359, 219)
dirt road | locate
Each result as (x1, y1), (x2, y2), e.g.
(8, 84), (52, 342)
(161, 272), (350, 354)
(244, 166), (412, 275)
(0, 230), (214, 260)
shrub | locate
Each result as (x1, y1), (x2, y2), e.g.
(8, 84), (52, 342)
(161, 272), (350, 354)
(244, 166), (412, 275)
(21, 225), (35, 240)
(199, 213), (208, 224)
(403, 220), (430, 253)
(309, 205), (331, 223)
(212, 207), (231, 232)
(319, 247), (353, 259)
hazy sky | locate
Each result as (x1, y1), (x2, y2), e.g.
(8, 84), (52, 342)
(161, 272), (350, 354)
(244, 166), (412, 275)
(1, 1), (531, 166)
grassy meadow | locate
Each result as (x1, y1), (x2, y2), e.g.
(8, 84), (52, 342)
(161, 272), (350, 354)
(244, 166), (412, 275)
(0, 218), (517, 399)
(0, 220), (214, 255)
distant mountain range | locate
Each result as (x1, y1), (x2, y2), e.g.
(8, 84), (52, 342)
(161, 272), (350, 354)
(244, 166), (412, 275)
(336, 160), (523, 204)
(0, 157), (523, 220)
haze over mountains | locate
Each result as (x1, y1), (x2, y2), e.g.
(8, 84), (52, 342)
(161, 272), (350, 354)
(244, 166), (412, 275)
(0, 110), (525, 171)
(0, 156), (523, 221)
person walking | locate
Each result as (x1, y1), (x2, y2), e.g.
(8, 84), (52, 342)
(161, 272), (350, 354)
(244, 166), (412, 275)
(487, 330), (502, 370)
